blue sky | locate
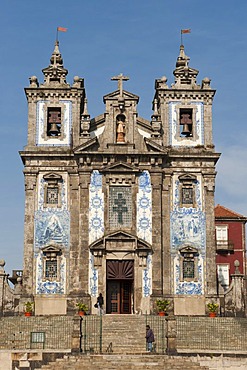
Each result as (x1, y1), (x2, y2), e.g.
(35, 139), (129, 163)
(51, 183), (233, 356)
(1, 1), (246, 274)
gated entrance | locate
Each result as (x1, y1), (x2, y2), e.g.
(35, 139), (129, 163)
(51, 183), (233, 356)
(106, 260), (134, 314)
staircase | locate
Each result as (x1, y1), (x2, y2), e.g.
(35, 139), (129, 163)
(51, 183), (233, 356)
(102, 314), (146, 353)
(38, 315), (209, 369)
(39, 354), (210, 369)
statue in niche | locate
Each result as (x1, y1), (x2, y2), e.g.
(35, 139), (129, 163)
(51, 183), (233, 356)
(116, 115), (126, 143)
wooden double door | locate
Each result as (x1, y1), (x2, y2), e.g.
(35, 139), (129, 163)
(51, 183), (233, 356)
(106, 260), (134, 314)
(106, 280), (132, 314)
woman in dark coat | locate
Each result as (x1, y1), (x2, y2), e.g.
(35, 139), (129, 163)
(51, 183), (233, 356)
(97, 293), (104, 315)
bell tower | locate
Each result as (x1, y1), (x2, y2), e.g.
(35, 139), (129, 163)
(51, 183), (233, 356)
(153, 45), (220, 314)
(20, 41), (86, 314)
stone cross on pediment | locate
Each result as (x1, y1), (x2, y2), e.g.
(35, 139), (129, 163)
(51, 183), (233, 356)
(111, 73), (129, 96)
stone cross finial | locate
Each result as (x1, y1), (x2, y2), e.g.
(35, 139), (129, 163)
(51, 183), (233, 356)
(111, 73), (129, 96)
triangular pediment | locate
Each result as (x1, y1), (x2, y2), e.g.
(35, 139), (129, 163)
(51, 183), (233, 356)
(73, 137), (98, 153)
(89, 231), (152, 252)
(179, 246), (198, 254)
(106, 230), (136, 241)
(42, 245), (62, 254)
(43, 172), (62, 181)
(101, 162), (140, 173)
(103, 89), (139, 102)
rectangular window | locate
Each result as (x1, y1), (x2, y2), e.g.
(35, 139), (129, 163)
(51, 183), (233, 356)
(216, 226), (228, 241)
(45, 259), (57, 278)
(183, 260), (194, 279)
(182, 186), (193, 205)
(46, 186), (59, 204)
(109, 186), (132, 228)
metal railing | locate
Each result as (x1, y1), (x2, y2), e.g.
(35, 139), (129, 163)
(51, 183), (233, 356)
(0, 316), (73, 350)
(79, 315), (102, 354)
(177, 317), (247, 352)
(145, 315), (167, 354)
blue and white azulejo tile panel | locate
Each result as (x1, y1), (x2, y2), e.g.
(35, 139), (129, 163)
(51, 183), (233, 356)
(34, 210), (70, 251)
(143, 253), (152, 297)
(171, 175), (206, 295)
(89, 252), (98, 297)
(137, 171), (152, 244)
(36, 253), (66, 294)
(174, 254), (204, 295)
(89, 170), (104, 244)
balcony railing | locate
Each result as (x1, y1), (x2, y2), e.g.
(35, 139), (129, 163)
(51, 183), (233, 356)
(216, 239), (234, 251)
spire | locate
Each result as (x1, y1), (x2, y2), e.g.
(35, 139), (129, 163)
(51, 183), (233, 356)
(80, 98), (91, 138)
(41, 41), (69, 87)
(175, 44), (190, 68)
(50, 40), (63, 66)
(173, 45), (199, 88)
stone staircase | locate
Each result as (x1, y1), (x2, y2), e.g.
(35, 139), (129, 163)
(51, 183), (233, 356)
(37, 315), (209, 369)
(38, 354), (210, 369)
(102, 314), (146, 353)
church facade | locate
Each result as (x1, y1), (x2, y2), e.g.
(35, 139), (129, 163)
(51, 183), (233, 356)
(20, 42), (220, 315)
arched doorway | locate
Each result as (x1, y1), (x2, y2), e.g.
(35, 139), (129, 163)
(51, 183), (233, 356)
(106, 260), (134, 314)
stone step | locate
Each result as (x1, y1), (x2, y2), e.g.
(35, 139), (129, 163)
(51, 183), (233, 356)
(38, 354), (210, 370)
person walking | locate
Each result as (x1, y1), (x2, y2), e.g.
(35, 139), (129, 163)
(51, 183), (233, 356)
(97, 293), (104, 315)
(146, 325), (155, 352)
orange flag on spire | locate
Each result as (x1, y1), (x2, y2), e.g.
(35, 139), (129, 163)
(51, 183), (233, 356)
(181, 29), (191, 34)
(57, 27), (67, 32)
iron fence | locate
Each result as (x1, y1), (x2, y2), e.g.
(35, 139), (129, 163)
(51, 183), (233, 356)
(176, 317), (247, 352)
(79, 315), (102, 354)
(145, 315), (167, 354)
(0, 316), (73, 350)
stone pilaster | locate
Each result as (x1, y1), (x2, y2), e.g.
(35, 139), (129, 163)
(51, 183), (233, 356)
(22, 173), (37, 296)
(162, 175), (172, 295)
(150, 172), (163, 295)
(204, 175), (217, 295)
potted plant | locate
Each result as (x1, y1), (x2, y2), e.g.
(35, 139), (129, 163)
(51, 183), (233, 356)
(24, 301), (34, 316)
(76, 302), (88, 316)
(156, 299), (170, 316)
(207, 302), (219, 317)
